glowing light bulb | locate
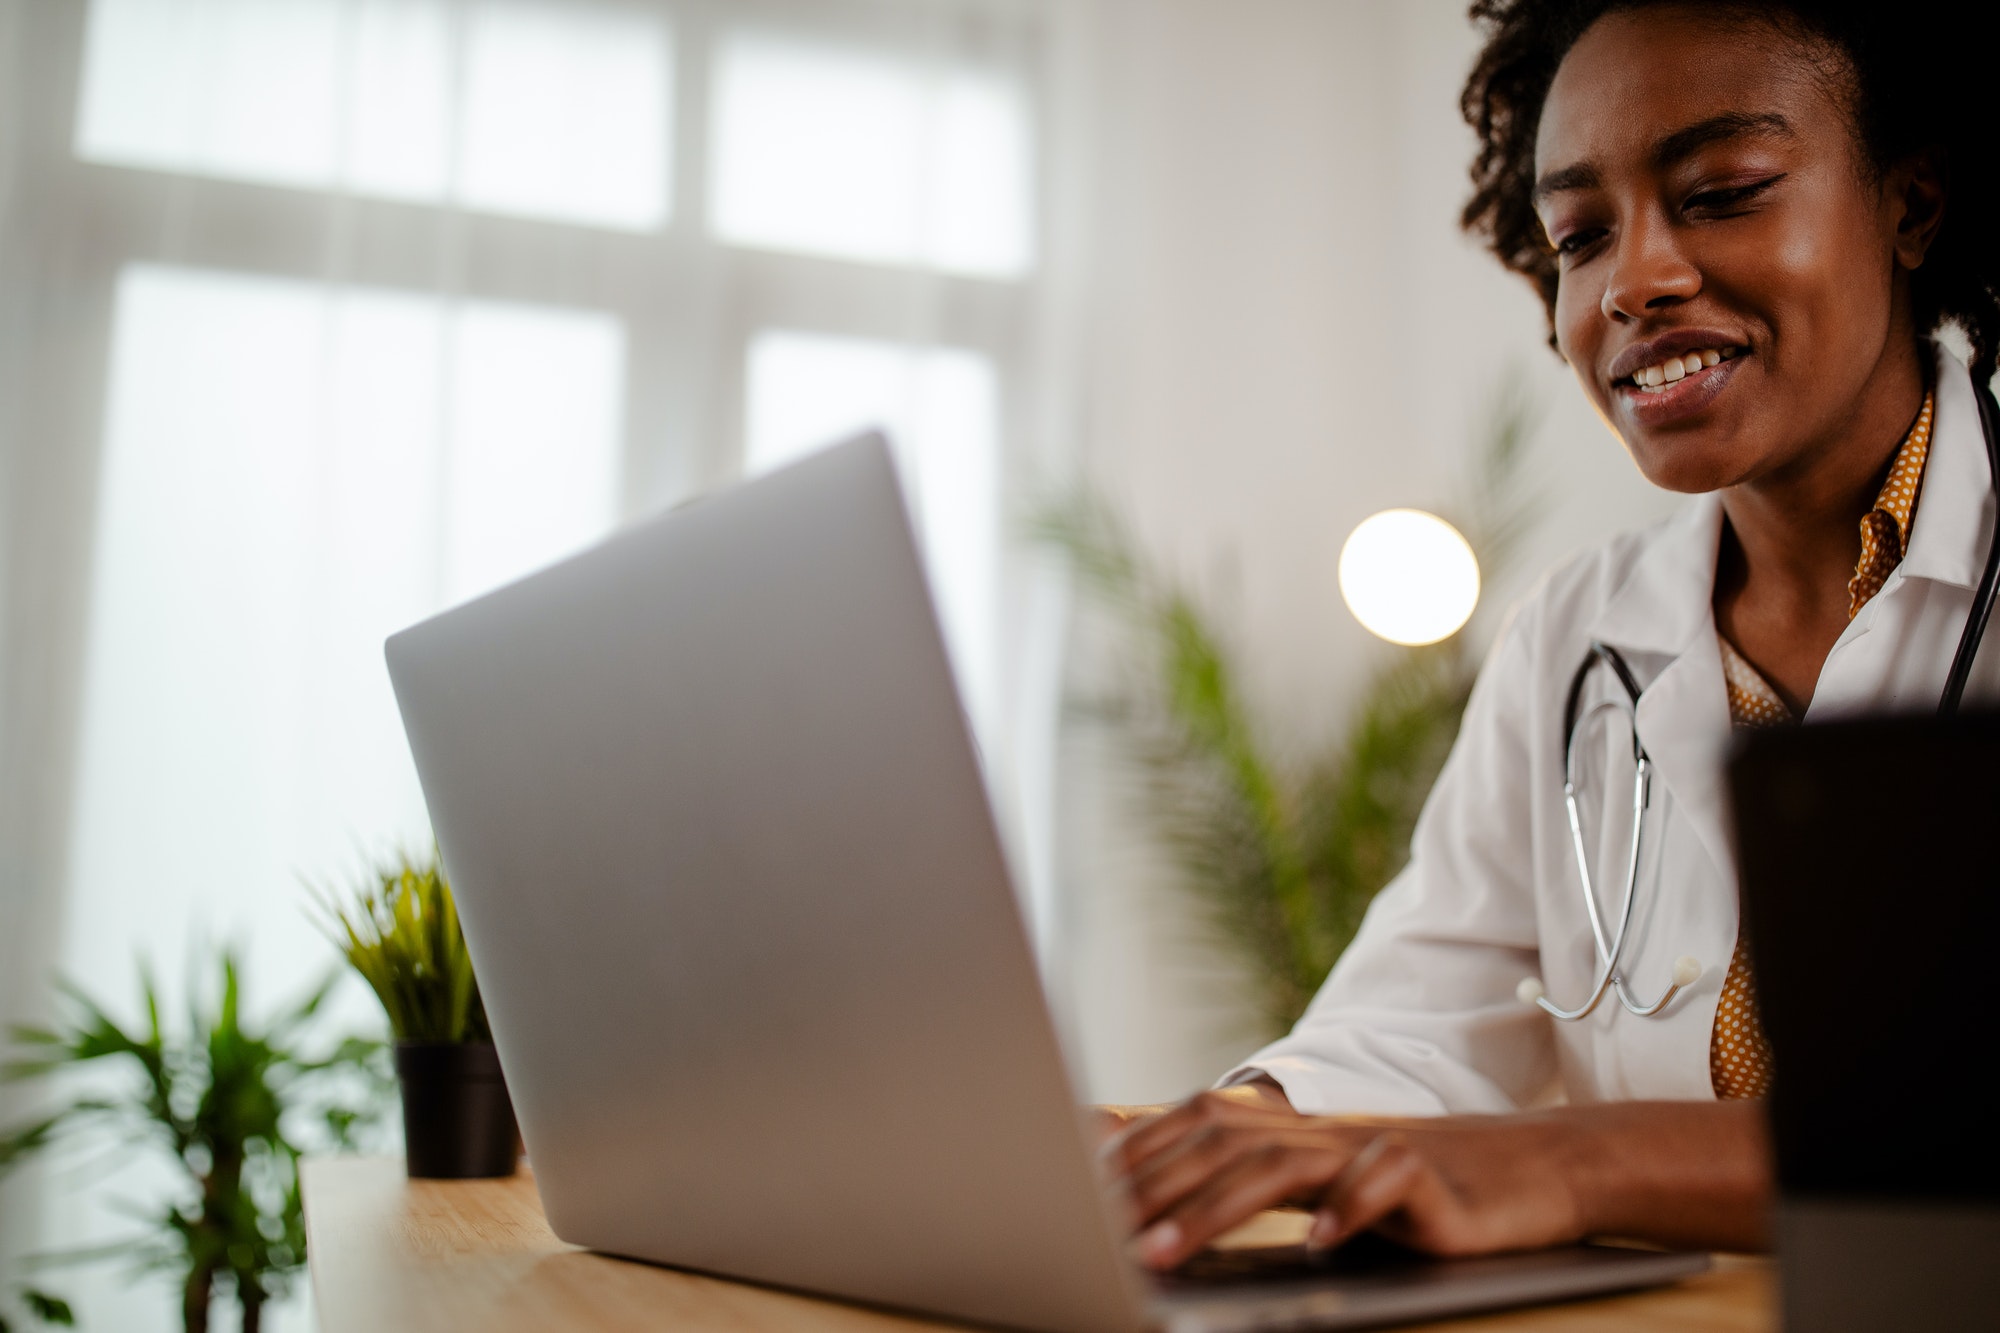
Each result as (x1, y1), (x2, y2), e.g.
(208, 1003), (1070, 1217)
(1338, 509), (1480, 646)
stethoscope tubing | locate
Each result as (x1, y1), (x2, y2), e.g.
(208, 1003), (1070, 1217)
(1537, 674), (1687, 1021)
(1939, 379), (2000, 713)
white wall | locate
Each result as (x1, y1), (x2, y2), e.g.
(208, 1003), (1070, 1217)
(1052, 0), (1679, 1104)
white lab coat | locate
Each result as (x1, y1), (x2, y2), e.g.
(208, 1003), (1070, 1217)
(1230, 346), (2000, 1114)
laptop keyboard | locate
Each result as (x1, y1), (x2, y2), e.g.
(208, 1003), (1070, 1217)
(1163, 1234), (1430, 1287)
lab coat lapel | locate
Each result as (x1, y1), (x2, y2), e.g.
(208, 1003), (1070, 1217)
(1811, 349), (1996, 714)
(1895, 348), (1990, 594)
(1583, 495), (1740, 930)
(1628, 625), (1736, 895)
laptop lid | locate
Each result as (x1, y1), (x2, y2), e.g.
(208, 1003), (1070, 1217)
(386, 434), (1147, 1333)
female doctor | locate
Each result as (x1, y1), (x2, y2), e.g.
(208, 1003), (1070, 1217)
(1103, 0), (2000, 1269)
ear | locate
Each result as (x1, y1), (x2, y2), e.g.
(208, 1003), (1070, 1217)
(1889, 150), (1947, 272)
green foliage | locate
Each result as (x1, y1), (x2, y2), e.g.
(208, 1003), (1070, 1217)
(0, 1117), (71, 1331)
(0, 1284), (76, 1331)
(308, 852), (488, 1045)
(0, 949), (390, 1333)
(1036, 389), (1540, 1036)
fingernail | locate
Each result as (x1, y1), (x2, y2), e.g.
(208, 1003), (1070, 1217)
(1306, 1211), (1341, 1251)
(1141, 1221), (1181, 1263)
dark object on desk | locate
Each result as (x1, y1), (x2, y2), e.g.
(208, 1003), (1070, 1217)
(1729, 711), (2000, 1333)
(395, 1041), (518, 1178)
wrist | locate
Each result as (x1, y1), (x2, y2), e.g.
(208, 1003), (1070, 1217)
(1541, 1101), (1774, 1251)
(1548, 1108), (1620, 1239)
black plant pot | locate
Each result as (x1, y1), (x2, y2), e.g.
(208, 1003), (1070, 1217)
(395, 1041), (519, 1179)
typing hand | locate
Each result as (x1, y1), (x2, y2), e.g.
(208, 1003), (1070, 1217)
(1099, 1085), (1589, 1271)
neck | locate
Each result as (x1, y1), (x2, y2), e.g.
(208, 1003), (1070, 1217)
(1709, 333), (1930, 714)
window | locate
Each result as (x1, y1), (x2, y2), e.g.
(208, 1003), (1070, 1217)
(77, 0), (674, 229)
(66, 266), (625, 992)
(712, 33), (1032, 275)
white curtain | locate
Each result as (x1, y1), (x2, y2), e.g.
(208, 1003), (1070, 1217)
(0, 1), (1090, 1326)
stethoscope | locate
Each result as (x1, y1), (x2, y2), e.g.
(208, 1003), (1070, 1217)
(1518, 377), (2000, 1022)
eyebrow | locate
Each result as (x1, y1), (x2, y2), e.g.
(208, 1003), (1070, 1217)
(1532, 111), (1798, 205)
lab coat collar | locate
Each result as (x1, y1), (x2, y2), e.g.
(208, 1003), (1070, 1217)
(1893, 345), (1990, 593)
(1584, 495), (1726, 660)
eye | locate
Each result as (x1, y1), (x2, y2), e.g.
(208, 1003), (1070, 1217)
(1685, 174), (1785, 215)
(1554, 227), (1606, 259)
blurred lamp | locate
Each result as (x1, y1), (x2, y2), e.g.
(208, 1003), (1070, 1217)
(1338, 509), (1480, 646)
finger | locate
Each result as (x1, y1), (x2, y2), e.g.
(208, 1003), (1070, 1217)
(1367, 1168), (1486, 1257)
(1306, 1135), (1423, 1250)
(1136, 1144), (1338, 1271)
(1312, 1137), (1482, 1255)
(1101, 1095), (1222, 1177)
(1106, 1087), (1292, 1178)
(1127, 1124), (1353, 1230)
(1123, 1122), (1237, 1229)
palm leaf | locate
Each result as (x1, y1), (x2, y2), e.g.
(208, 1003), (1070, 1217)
(1032, 395), (1540, 1035)
(1, 945), (391, 1329)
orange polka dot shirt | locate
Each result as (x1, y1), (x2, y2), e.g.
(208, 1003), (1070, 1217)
(1710, 390), (1935, 1100)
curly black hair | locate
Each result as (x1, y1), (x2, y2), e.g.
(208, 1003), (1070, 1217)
(1460, 0), (2000, 378)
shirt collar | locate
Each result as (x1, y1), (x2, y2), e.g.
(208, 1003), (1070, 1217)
(1869, 392), (1933, 556)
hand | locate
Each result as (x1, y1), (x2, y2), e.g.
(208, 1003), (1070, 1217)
(1103, 1090), (1587, 1270)
(1102, 1092), (1774, 1269)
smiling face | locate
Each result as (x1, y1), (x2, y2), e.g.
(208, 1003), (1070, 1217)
(1534, 6), (1935, 494)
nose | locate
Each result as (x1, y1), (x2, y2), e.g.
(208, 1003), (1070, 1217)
(1600, 216), (1701, 322)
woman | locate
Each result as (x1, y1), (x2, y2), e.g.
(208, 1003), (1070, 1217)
(1105, 0), (1998, 1269)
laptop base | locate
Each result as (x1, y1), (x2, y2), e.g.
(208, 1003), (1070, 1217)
(1155, 1236), (1708, 1332)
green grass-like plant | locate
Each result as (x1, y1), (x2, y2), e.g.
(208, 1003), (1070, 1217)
(1035, 388), (1540, 1036)
(310, 852), (489, 1045)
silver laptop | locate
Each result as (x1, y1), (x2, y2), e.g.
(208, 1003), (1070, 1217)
(385, 433), (1707, 1333)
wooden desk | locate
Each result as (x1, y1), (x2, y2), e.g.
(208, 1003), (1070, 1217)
(303, 1157), (1774, 1332)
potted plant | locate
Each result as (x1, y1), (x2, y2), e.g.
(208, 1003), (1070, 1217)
(312, 852), (517, 1178)
(0, 949), (387, 1333)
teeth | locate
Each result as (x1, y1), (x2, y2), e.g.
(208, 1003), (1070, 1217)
(1627, 346), (1737, 392)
